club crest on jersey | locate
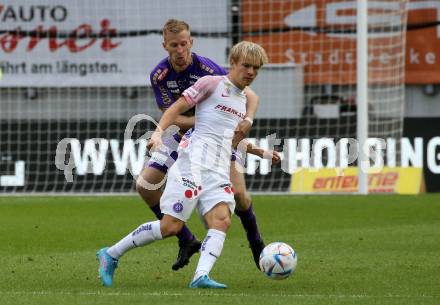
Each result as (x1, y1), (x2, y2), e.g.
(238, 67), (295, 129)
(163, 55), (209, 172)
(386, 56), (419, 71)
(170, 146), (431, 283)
(221, 86), (232, 97)
(173, 201), (184, 213)
(224, 83), (232, 95)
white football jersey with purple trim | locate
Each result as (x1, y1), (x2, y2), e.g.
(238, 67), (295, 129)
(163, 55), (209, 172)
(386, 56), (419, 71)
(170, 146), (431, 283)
(181, 75), (246, 176)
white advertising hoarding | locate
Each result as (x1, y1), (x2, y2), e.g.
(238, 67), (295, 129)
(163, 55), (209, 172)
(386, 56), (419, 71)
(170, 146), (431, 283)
(0, 0), (228, 87)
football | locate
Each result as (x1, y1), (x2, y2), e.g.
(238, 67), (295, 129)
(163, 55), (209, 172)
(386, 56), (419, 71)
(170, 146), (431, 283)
(259, 242), (297, 280)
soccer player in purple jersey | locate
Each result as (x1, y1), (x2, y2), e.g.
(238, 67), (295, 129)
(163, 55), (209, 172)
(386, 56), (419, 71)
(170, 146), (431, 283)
(139, 20), (270, 271)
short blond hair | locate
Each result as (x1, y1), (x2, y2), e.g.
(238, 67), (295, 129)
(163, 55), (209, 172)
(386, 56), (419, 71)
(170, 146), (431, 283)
(229, 41), (269, 67)
(163, 19), (190, 39)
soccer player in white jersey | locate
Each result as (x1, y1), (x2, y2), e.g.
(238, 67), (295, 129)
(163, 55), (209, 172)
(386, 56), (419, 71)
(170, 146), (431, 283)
(138, 19), (270, 271)
(96, 41), (269, 288)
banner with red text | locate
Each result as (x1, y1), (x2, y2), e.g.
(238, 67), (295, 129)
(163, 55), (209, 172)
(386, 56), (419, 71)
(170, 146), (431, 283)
(0, 0), (228, 87)
(290, 167), (424, 194)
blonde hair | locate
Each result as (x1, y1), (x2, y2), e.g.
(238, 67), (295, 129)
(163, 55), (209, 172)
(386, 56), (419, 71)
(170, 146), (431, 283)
(162, 19), (190, 39)
(229, 41), (269, 67)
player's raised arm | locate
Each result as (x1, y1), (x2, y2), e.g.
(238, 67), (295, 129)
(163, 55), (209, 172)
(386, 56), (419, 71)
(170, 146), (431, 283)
(232, 87), (259, 148)
(148, 75), (219, 152)
(244, 86), (259, 122)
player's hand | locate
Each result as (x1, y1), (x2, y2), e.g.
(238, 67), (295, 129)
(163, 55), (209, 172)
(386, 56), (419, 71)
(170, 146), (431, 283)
(232, 119), (252, 148)
(147, 131), (163, 152)
(263, 150), (281, 164)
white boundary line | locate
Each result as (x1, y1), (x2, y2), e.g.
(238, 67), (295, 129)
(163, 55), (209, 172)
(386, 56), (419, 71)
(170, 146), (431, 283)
(0, 290), (437, 299)
(0, 192), (368, 197)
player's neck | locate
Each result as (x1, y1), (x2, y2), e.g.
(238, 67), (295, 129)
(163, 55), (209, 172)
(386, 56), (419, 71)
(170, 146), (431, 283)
(171, 54), (193, 73)
(226, 75), (245, 91)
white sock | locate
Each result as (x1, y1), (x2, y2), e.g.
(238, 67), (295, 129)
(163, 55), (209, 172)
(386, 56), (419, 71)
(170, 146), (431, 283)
(107, 220), (162, 259)
(193, 229), (226, 281)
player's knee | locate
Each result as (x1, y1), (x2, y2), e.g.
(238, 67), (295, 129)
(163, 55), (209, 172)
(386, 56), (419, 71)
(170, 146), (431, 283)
(135, 178), (146, 194)
(211, 214), (231, 232)
(162, 224), (182, 237)
(136, 177), (161, 207)
(160, 217), (184, 237)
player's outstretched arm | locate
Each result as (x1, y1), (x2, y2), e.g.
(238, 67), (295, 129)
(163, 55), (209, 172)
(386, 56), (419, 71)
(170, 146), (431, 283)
(238, 139), (281, 164)
(148, 97), (192, 151)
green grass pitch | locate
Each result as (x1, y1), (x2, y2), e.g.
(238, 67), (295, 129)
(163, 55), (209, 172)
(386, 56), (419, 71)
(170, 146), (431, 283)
(0, 195), (439, 305)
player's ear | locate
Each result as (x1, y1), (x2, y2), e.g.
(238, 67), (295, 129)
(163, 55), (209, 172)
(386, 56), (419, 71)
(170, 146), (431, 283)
(162, 40), (167, 50)
(189, 37), (193, 47)
(230, 58), (237, 69)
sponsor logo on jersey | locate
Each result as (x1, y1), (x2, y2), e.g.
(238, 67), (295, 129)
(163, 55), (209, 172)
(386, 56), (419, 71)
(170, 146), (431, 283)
(182, 177), (197, 189)
(151, 68), (162, 85)
(184, 189), (193, 199)
(167, 81), (178, 88)
(214, 104), (246, 119)
(219, 183), (234, 194)
(189, 74), (200, 80)
(200, 63), (214, 74)
(157, 68), (169, 81)
(159, 86), (172, 105)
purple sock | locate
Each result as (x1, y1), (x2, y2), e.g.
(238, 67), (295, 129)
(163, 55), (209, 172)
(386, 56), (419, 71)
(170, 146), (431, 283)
(150, 204), (164, 220)
(150, 204), (194, 243)
(235, 203), (262, 242)
(176, 225), (195, 243)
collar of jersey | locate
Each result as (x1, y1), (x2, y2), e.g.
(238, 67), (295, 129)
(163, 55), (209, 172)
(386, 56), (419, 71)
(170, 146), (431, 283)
(223, 76), (245, 95)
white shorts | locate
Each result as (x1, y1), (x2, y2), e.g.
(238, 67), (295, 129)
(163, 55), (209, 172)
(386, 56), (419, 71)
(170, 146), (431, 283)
(147, 129), (243, 173)
(160, 152), (235, 222)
